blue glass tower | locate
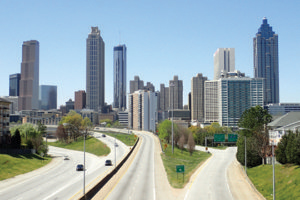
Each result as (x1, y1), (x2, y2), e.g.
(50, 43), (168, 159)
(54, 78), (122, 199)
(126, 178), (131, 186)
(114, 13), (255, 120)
(254, 17), (279, 104)
(113, 45), (127, 110)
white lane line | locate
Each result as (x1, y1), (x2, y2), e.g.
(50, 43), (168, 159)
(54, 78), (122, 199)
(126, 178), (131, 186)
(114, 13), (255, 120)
(152, 136), (156, 200)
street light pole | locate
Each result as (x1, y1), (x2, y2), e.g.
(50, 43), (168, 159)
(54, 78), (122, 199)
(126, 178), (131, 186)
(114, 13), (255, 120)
(170, 83), (174, 154)
(245, 136), (247, 175)
(83, 132), (86, 200)
(272, 141), (275, 200)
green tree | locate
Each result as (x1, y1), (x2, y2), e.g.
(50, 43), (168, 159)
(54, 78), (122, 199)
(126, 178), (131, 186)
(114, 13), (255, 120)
(11, 129), (21, 149)
(236, 136), (262, 167)
(187, 132), (195, 156)
(157, 120), (178, 144)
(238, 105), (272, 165)
(275, 132), (289, 164)
(60, 111), (83, 141)
(37, 121), (47, 136)
(81, 117), (93, 136)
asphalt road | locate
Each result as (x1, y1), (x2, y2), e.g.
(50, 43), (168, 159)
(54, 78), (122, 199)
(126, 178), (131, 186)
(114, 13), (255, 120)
(0, 132), (128, 200)
(184, 146), (237, 200)
(105, 131), (156, 200)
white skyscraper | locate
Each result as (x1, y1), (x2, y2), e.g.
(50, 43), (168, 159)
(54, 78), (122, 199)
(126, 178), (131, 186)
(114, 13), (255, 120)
(213, 48), (235, 80)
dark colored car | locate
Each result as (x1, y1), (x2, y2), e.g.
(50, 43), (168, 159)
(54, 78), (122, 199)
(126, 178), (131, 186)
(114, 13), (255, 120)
(105, 160), (112, 166)
(76, 164), (84, 171)
(102, 134), (106, 137)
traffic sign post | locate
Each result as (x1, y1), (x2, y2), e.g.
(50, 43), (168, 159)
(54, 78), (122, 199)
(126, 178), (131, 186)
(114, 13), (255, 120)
(228, 134), (238, 142)
(214, 134), (225, 143)
(176, 165), (185, 182)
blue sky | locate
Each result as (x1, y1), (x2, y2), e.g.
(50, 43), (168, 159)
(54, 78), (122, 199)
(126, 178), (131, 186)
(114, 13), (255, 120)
(0, 0), (299, 107)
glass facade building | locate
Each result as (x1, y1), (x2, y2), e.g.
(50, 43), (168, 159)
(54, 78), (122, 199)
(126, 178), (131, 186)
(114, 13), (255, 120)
(113, 45), (127, 110)
(39, 85), (57, 110)
(254, 18), (279, 104)
(9, 73), (21, 96)
(86, 27), (105, 112)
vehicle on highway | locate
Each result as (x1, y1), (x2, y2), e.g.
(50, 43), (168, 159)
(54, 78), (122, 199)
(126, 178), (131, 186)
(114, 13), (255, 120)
(105, 160), (112, 166)
(102, 134), (106, 137)
(64, 156), (70, 160)
(115, 143), (118, 147)
(76, 164), (84, 171)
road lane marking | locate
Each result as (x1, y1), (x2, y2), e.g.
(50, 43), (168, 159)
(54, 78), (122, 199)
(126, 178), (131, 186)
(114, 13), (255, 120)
(184, 153), (214, 200)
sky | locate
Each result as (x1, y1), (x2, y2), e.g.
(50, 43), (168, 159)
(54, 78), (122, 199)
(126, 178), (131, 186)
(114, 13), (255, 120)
(1, 0), (300, 108)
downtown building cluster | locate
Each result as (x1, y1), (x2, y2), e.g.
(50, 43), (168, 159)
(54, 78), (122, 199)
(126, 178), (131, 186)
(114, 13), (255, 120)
(2, 18), (300, 144)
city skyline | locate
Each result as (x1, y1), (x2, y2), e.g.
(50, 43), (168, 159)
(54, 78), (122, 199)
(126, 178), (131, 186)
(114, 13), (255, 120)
(0, 1), (299, 108)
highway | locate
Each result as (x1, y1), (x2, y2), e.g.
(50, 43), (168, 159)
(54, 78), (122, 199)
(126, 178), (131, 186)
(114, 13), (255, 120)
(0, 132), (128, 200)
(105, 131), (156, 200)
(184, 146), (237, 200)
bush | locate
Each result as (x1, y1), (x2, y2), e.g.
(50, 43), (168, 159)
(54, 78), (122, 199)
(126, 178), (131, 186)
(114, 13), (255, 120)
(236, 136), (262, 167)
(26, 140), (34, 149)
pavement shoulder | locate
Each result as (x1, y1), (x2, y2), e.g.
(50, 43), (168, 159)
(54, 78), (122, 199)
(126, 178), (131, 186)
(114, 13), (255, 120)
(227, 158), (266, 200)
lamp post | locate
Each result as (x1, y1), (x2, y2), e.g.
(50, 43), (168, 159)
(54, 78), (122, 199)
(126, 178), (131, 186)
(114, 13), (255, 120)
(170, 83), (174, 154)
(63, 123), (86, 199)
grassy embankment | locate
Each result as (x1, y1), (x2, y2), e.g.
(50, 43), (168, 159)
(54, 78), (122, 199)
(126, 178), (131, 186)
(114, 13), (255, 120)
(248, 164), (300, 200)
(161, 144), (211, 188)
(102, 132), (137, 146)
(0, 154), (52, 181)
(49, 136), (110, 156)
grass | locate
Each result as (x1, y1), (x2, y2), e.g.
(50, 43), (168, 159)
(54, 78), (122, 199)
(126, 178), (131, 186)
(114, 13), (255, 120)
(48, 136), (110, 156)
(96, 131), (137, 146)
(209, 145), (228, 150)
(161, 145), (211, 188)
(248, 164), (300, 200)
(0, 154), (52, 181)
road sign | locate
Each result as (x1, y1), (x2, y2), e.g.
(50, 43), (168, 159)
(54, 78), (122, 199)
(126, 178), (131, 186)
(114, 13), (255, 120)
(228, 134), (238, 142)
(214, 134), (225, 142)
(176, 165), (185, 173)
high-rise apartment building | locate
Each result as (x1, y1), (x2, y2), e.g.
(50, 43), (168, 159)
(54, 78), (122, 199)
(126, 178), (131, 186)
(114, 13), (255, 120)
(191, 73), (207, 122)
(19, 40), (39, 111)
(113, 44), (127, 110)
(86, 27), (105, 112)
(204, 80), (219, 123)
(9, 73), (21, 96)
(128, 90), (157, 131)
(130, 76), (144, 94)
(74, 90), (86, 110)
(254, 18), (279, 104)
(159, 84), (169, 111)
(39, 85), (57, 110)
(214, 48), (235, 80)
(0, 98), (11, 145)
(169, 75), (183, 110)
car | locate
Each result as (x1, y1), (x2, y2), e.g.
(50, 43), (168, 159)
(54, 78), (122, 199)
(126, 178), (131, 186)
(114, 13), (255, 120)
(102, 134), (106, 137)
(105, 160), (112, 166)
(115, 143), (118, 147)
(64, 156), (70, 160)
(76, 164), (84, 171)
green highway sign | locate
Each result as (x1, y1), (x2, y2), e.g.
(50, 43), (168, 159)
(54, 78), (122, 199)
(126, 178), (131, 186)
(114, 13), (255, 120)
(214, 134), (225, 142)
(176, 165), (185, 173)
(228, 134), (238, 142)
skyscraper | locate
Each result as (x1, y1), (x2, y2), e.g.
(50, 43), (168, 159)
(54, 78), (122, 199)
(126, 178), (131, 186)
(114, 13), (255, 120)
(214, 48), (235, 80)
(39, 85), (57, 110)
(254, 17), (279, 104)
(113, 44), (127, 110)
(86, 27), (105, 112)
(169, 75), (183, 110)
(19, 40), (39, 111)
(130, 76), (144, 94)
(191, 73), (207, 122)
(9, 73), (21, 96)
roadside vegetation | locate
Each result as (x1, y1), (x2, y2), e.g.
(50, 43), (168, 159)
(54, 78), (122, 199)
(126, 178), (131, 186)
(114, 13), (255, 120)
(161, 144), (211, 188)
(99, 132), (137, 146)
(248, 164), (300, 200)
(0, 154), (51, 180)
(49, 136), (110, 156)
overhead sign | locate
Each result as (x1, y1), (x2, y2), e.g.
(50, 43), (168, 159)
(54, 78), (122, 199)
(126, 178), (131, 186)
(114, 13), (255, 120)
(176, 165), (185, 173)
(228, 134), (238, 142)
(214, 134), (225, 142)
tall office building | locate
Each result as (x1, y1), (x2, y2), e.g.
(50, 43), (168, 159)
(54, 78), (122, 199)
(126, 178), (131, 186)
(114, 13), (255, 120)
(74, 90), (86, 110)
(129, 76), (144, 94)
(254, 17), (279, 104)
(214, 48), (235, 80)
(113, 44), (127, 110)
(169, 75), (183, 110)
(39, 85), (57, 110)
(191, 73), (208, 122)
(19, 40), (39, 111)
(159, 84), (169, 111)
(204, 80), (219, 123)
(9, 73), (21, 96)
(128, 90), (157, 131)
(86, 27), (105, 112)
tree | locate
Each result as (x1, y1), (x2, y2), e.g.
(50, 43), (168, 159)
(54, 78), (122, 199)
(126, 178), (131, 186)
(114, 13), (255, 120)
(157, 120), (178, 144)
(275, 132), (289, 164)
(236, 136), (262, 167)
(37, 121), (47, 136)
(238, 105), (272, 164)
(187, 132), (195, 156)
(178, 133), (185, 153)
(11, 129), (21, 149)
(60, 111), (83, 141)
(56, 124), (68, 142)
(81, 117), (93, 137)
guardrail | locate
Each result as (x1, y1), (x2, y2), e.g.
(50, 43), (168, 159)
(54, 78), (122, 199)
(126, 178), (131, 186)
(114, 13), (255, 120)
(78, 136), (140, 200)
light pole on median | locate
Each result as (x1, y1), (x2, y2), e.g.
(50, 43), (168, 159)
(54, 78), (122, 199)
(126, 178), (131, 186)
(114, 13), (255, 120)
(63, 123), (86, 199)
(170, 83), (174, 154)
